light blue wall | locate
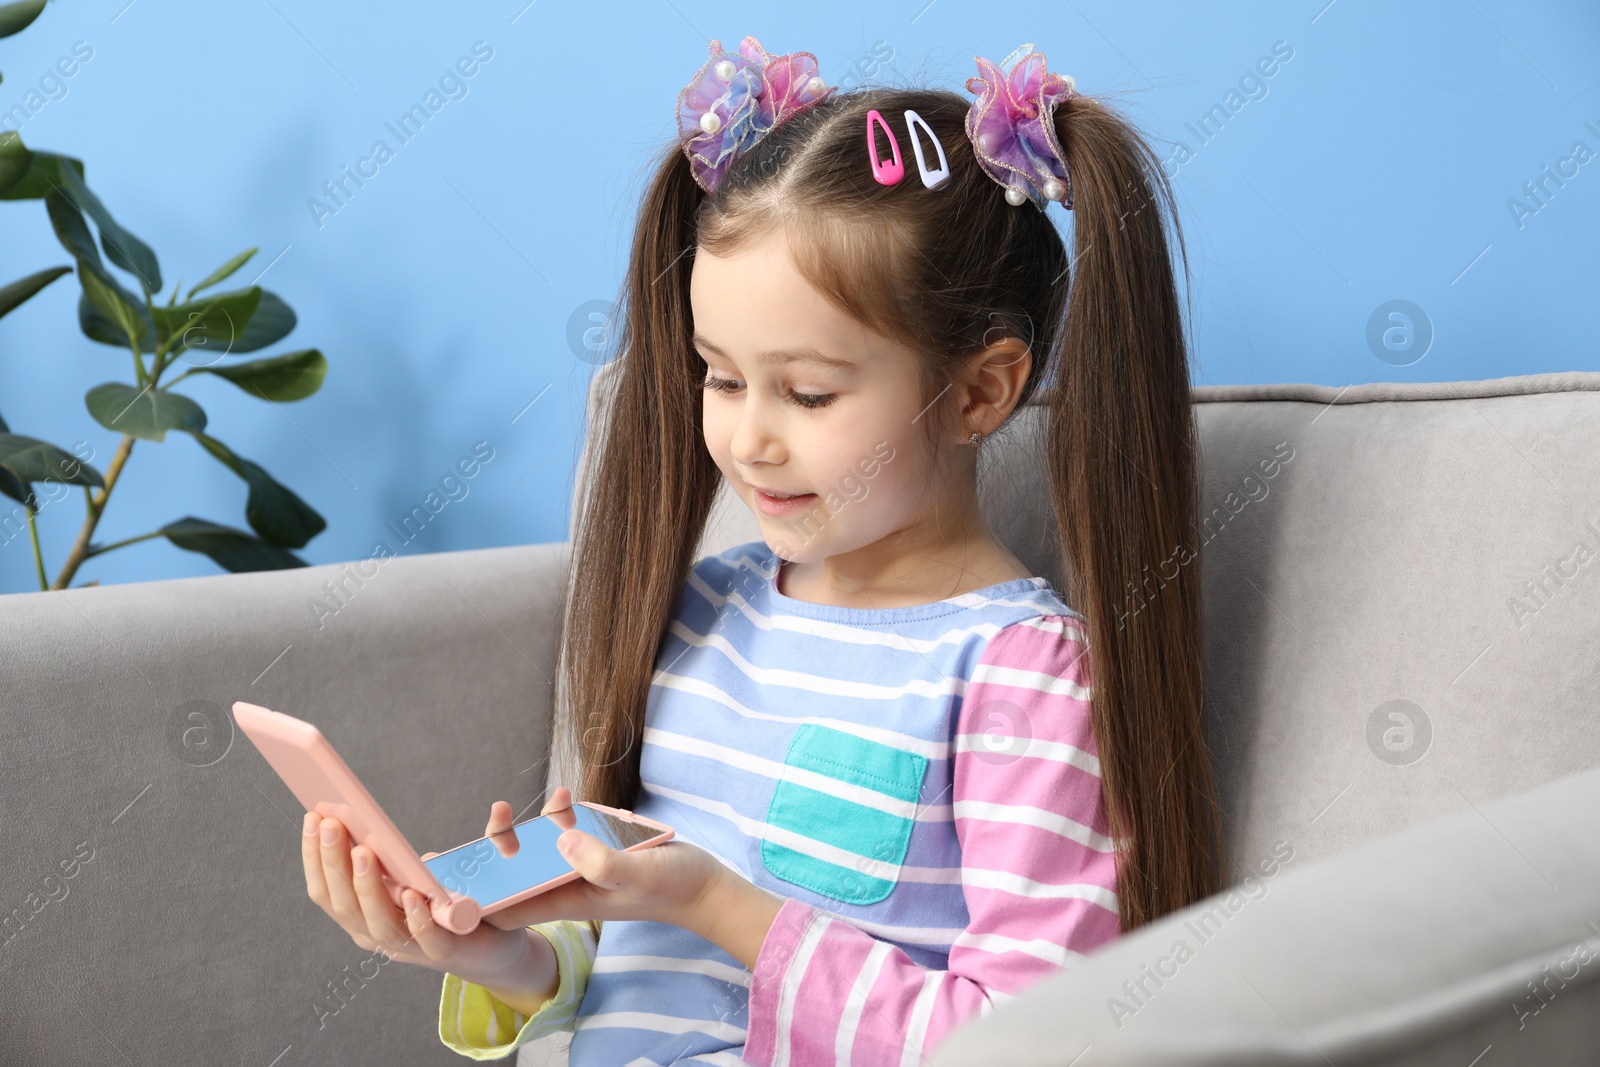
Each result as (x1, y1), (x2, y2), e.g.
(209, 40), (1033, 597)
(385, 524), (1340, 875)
(1, 1), (1595, 592)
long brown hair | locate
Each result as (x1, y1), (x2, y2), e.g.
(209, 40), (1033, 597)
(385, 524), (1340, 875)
(553, 83), (1223, 931)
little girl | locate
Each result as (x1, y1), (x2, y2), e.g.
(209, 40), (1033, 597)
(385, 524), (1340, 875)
(302, 35), (1223, 1065)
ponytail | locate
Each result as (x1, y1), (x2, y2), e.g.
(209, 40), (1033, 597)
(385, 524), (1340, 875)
(553, 141), (721, 811)
(1047, 95), (1225, 928)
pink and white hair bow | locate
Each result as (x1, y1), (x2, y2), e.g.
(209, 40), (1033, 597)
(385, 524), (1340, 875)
(964, 42), (1077, 210)
(676, 36), (836, 194)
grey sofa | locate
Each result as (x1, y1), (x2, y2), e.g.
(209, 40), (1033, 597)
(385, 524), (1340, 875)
(2, 364), (1596, 1066)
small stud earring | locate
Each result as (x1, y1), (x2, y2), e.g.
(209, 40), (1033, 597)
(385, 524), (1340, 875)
(968, 431), (983, 445)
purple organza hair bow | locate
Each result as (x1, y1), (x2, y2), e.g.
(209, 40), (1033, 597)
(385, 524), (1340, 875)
(965, 43), (1077, 210)
(676, 36), (836, 194)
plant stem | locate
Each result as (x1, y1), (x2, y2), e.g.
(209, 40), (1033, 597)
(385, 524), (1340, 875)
(26, 507), (47, 591)
(51, 433), (136, 590)
(85, 529), (162, 558)
(141, 293), (159, 384)
(143, 291), (185, 385)
(129, 336), (147, 389)
(49, 310), (181, 589)
(149, 326), (179, 383)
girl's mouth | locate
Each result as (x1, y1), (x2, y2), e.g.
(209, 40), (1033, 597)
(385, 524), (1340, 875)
(753, 488), (818, 516)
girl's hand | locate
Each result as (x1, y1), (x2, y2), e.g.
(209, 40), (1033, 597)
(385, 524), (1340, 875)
(482, 786), (728, 933)
(300, 807), (544, 994)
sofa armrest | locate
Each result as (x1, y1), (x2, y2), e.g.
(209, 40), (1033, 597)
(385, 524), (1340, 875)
(932, 765), (1600, 1067)
(0, 540), (571, 1065)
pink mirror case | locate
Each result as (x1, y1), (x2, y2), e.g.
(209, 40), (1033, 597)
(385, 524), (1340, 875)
(232, 700), (674, 935)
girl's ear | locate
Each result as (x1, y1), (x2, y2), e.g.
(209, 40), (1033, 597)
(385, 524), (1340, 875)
(957, 337), (1033, 439)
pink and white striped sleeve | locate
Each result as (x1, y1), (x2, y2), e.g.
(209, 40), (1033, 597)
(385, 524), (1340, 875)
(743, 614), (1124, 1066)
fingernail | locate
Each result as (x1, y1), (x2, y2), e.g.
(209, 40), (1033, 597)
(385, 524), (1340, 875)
(557, 833), (575, 856)
(303, 813), (317, 838)
(352, 849), (369, 875)
(320, 821), (336, 846)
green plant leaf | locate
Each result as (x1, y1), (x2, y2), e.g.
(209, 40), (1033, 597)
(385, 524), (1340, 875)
(150, 286), (262, 355)
(187, 429), (325, 548)
(85, 382), (206, 441)
(56, 161), (161, 295)
(159, 516), (307, 572)
(40, 171), (161, 347)
(0, 412), (25, 508)
(77, 259), (147, 347)
(0, 431), (105, 490)
(44, 188), (154, 349)
(0, 145), (84, 201)
(78, 290), (155, 349)
(0, 131), (31, 196)
(0, 467), (32, 510)
(0, 413), (37, 509)
(43, 186), (98, 261)
(0, 265), (71, 320)
(229, 289), (296, 352)
(187, 248), (257, 300)
(0, 0), (48, 40)
(200, 348), (326, 402)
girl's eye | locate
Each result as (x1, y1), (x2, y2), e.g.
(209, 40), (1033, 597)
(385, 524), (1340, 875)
(702, 374), (740, 394)
(700, 374), (837, 410)
(788, 390), (837, 409)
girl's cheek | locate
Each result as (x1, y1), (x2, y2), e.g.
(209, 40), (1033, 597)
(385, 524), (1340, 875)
(867, 472), (916, 518)
(701, 411), (734, 464)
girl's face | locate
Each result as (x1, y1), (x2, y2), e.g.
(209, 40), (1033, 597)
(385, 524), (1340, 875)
(690, 229), (958, 566)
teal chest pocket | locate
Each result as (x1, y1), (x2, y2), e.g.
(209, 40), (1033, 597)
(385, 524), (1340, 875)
(759, 724), (928, 906)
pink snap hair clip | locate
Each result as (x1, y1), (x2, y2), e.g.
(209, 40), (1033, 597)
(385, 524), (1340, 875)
(866, 109), (904, 186)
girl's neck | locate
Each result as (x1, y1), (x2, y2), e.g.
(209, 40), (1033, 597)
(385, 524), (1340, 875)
(775, 521), (1032, 610)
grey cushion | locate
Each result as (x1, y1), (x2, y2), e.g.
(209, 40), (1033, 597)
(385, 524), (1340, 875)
(0, 542), (569, 1065)
(1181, 373), (1600, 883)
(931, 762), (1600, 1066)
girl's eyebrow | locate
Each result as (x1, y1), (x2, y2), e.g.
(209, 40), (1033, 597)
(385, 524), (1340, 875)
(692, 333), (855, 369)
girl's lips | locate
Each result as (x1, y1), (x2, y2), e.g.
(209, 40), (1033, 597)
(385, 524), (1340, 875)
(752, 488), (818, 517)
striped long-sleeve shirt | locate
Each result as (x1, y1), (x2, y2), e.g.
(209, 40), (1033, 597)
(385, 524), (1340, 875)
(439, 539), (1123, 1064)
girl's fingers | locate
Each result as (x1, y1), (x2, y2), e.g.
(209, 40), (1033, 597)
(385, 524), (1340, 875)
(304, 815), (454, 965)
(484, 800), (514, 836)
(560, 830), (621, 889)
(544, 787), (578, 833)
(348, 846), (418, 958)
(486, 801), (522, 859)
(301, 811), (332, 909)
(317, 817), (361, 919)
(399, 887), (455, 958)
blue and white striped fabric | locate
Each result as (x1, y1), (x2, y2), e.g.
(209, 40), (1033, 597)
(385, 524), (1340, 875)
(563, 539), (1082, 1065)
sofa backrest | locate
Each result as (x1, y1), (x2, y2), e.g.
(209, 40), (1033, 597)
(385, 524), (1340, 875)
(575, 359), (1600, 884)
(0, 536), (570, 1064)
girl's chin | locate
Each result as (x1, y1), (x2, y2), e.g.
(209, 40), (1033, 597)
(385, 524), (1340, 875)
(759, 515), (901, 565)
(764, 536), (805, 563)
(763, 531), (823, 565)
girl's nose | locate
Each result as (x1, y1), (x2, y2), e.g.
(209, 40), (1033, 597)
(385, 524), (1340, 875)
(729, 398), (783, 467)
